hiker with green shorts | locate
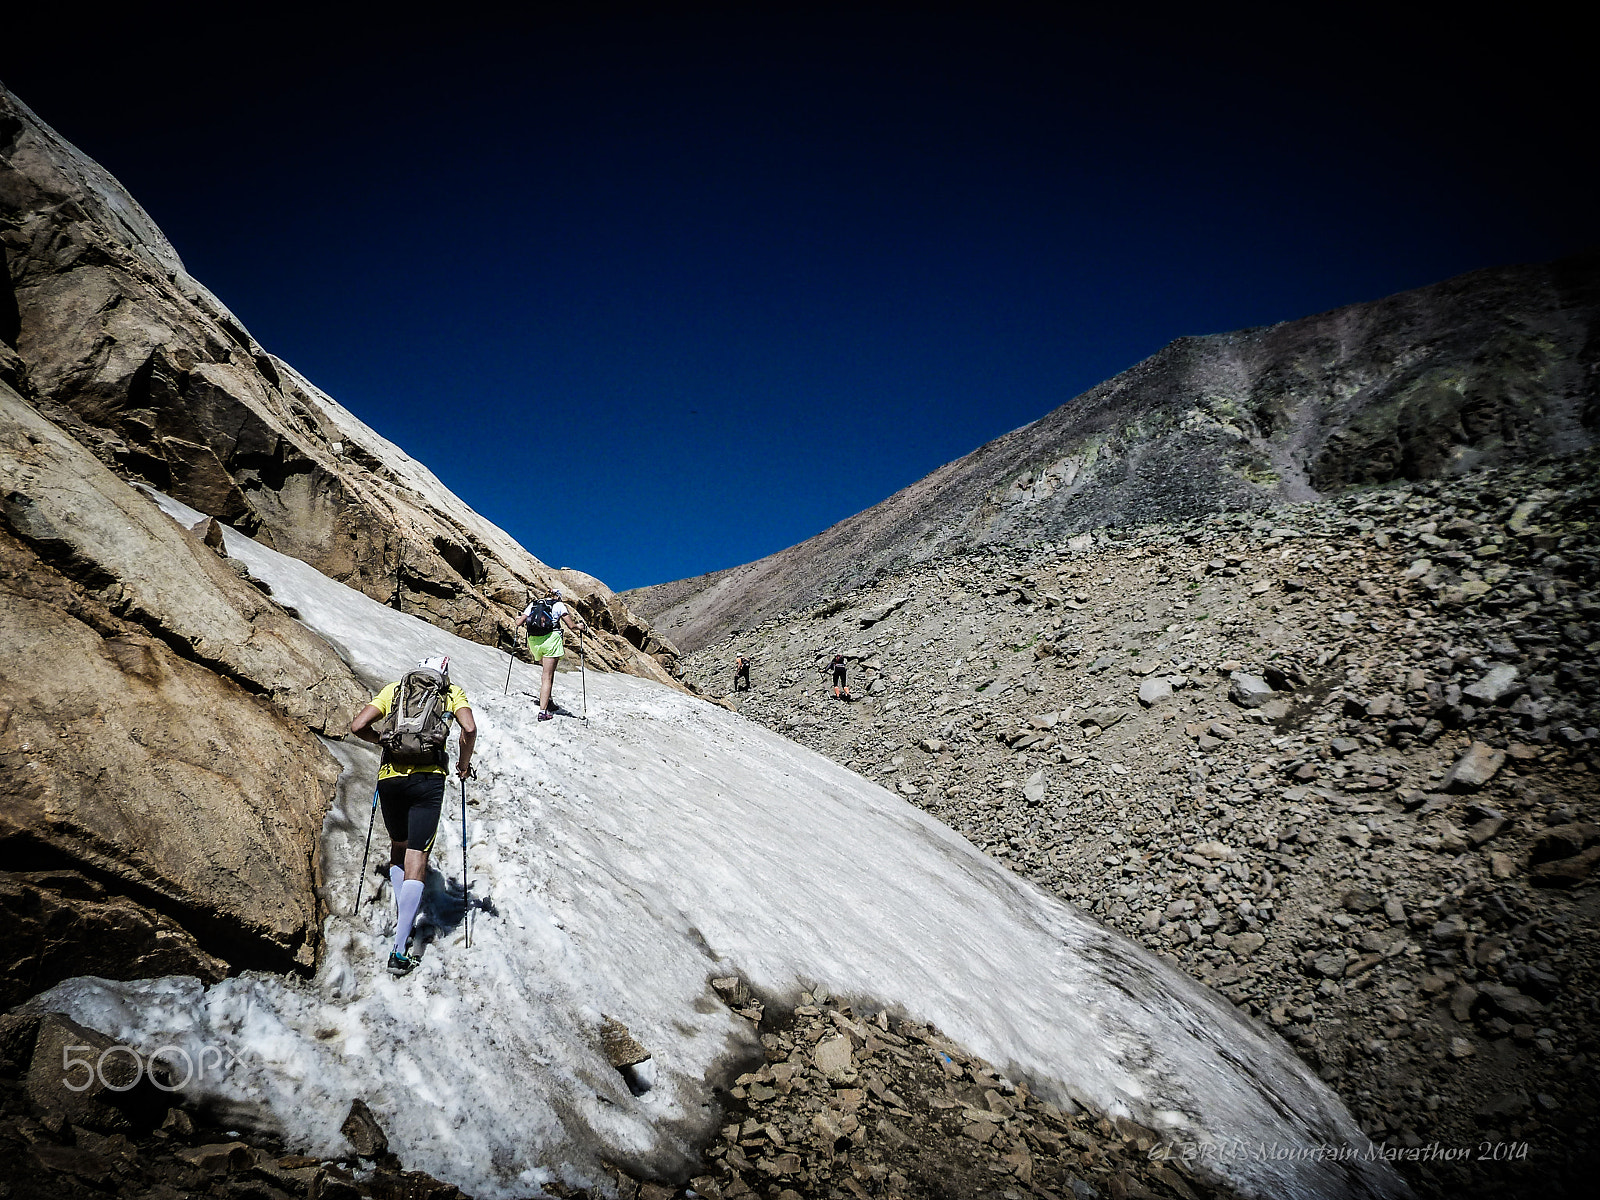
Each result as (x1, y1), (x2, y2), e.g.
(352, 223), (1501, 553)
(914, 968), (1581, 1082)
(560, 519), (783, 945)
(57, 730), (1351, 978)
(518, 589), (589, 721)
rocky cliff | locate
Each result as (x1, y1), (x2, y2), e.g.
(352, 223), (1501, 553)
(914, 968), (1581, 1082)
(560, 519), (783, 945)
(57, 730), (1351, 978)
(0, 84), (678, 684)
(0, 82), (679, 1005)
(627, 253), (1600, 652)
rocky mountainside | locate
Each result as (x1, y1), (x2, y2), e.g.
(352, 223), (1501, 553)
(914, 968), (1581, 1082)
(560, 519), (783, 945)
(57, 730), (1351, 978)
(0, 84), (678, 683)
(679, 454), (1600, 1200)
(0, 82), (680, 1010)
(628, 252), (1600, 653)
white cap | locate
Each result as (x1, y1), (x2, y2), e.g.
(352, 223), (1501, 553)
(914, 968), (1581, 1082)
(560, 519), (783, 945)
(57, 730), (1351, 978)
(420, 656), (450, 674)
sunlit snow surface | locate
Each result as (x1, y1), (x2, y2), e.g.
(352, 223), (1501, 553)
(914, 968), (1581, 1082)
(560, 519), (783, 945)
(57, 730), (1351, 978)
(32, 490), (1404, 1200)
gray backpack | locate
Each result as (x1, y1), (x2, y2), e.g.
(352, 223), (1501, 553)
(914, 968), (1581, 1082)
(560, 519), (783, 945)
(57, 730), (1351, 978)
(378, 667), (451, 767)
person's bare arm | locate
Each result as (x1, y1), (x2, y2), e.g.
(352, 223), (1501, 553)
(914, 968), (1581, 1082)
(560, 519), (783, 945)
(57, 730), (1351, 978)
(563, 611), (589, 634)
(454, 707), (477, 777)
(350, 704), (383, 743)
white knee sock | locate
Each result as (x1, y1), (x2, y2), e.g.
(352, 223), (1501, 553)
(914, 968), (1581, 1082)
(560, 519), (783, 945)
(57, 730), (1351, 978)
(389, 866), (404, 918)
(394, 880), (425, 955)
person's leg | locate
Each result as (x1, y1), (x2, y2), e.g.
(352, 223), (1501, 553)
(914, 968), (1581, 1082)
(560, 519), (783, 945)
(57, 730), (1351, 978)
(388, 857), (405, 918)
(540, 656), (557, 713)
(393, 776), (443, 956)
(377, 779), (410, 920)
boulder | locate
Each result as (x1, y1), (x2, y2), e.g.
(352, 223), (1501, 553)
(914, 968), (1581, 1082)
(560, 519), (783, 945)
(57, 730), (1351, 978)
(0, 871), (227, 1011)
(1462, 664), (1519, 705)
(1228, 673), (1275, 708)
(0, 453), (350, 972)
(1022, 771), (1047, 805)
(1440, 742), (1506, 791)
(26, 1013), (167, 1132)
(340, 1098), (390, 1158)
(1530, 846), (1600, 887)
(859, 597), (910, 628)
(813, 1035), (854, 1078)
(1531, 823), (1600, 862)
(175, 1143), (256, 1172)
(1477, 983), (1543, 1021)
(1137, 677), (1173, 707)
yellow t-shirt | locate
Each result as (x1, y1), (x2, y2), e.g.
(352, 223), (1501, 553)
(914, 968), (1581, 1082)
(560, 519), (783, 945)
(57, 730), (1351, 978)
(372, 681), (470, 780)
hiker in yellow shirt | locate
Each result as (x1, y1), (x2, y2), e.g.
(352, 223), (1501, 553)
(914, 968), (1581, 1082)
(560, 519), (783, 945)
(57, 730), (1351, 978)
(350, 656), (475, 975)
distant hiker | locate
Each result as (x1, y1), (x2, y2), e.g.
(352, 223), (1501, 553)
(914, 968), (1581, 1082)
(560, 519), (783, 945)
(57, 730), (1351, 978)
(349, 656), (475, 976)
(734, 656), (751, 692)
(517, 588), (590, 721)
(831, 654), (850, 701)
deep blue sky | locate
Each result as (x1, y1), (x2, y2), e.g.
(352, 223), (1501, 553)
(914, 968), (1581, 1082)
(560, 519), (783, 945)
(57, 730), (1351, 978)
(3, 6), (1590, 589)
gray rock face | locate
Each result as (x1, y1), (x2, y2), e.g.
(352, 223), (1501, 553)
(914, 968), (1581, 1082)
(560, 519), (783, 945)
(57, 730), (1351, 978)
(630, 252), (1599, 652)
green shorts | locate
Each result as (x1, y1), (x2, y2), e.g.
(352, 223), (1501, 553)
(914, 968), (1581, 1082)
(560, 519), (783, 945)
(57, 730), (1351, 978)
(528, 630), (564, 660)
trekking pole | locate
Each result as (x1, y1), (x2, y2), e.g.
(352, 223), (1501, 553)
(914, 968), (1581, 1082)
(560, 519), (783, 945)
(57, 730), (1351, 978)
(460, 776), (471, 948)
(353, 783), (379, 916)
(503, 635), (515, 696)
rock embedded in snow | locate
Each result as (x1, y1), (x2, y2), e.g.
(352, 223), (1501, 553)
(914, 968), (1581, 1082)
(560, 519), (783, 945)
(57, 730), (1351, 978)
(600, 1016), (651, 1069)
(340, 1098), (390, 1159)
(26, 1013), (147, 1131)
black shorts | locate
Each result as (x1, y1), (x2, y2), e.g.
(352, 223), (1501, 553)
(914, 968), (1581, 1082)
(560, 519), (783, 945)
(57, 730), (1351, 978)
(378, 773), (445, 852)
(833, 667), (847, 686)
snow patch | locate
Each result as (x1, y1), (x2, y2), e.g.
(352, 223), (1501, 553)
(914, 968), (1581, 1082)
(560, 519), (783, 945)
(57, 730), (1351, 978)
(31, 487), (1403, 1200)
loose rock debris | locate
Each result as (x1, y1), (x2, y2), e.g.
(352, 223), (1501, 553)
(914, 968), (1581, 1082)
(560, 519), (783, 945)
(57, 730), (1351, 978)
(685, 454), (1600, 1200)
(678, 986), (1235, 1200)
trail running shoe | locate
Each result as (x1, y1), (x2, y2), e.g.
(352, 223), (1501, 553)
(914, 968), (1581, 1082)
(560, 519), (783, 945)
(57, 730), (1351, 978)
(387, 951), (419, 977)
(538, 711), (553, 721)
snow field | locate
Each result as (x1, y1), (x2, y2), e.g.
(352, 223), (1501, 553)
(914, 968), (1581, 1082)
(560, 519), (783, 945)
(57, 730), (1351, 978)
(30, 489), (1405, 1200)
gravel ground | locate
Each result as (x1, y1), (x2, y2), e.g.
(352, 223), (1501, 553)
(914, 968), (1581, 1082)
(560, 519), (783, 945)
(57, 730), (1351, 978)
(682, 454), (1600, 1200)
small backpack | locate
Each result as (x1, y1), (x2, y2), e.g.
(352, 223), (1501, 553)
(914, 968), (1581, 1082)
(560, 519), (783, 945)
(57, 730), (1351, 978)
(525, 598), (558, 636)
(377, 667), (452, 767)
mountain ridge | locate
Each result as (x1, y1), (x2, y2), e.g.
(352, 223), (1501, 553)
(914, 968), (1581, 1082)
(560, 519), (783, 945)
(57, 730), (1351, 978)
(625, 252), (1599, 652)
